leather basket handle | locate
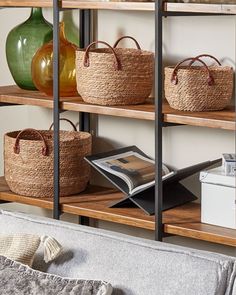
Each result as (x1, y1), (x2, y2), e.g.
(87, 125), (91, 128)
(189, 54), (221, 67)
(113, 36), (141, 50)
(171, 57), (215, 86)
(49, 118), (77, 131)
(14, 128), (48, 156)
(83, 41), (121, 70)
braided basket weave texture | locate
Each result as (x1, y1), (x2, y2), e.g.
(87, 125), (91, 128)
(76, 47), (154, 106)
(165, 65), (233, 112)
(4, 130), (91, 198)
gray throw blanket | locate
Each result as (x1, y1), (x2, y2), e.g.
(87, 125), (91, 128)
(0, 256), (112, 295)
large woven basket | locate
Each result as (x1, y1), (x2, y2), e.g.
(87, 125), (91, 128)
(76, 36), (154, 106)
(165, 54), (233, 112)
(4, 119), (92, 198)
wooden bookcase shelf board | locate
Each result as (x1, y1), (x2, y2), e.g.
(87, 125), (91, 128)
(1, 1), (236, 14)
(63, 1), (154, 11)
(0, 0), (154, 10)
(165, 3), (236, 15)
(163, 104), (236, 131)
(0, 0), (53, 7)
(62, 96), (155, 121)
(0, 86), (235, 130)
(1, 177), (236, 247)
(164, 222), (236, 248)
(64, 98), (236, 130)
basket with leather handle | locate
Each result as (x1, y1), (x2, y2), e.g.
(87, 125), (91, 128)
(76, 36), (154, 106)
(4, 119), (92, 198)
(164, 54), (233, 112)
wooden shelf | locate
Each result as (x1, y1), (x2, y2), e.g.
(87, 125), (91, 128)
(0, 86), (235, 130)
(0, 85), (72, 109)
(63, 1), (154, 11)
(68, 2), (236, 14)
(0, 0), (154, 10)
(1, 177), (236, 246)
(0, 0), (53, 7)
(165, 221), (236, 247)
(0, 177), (154, 229)
(163, 103), (236, 131)
(165, 2), (236, 15)
(62, 96), (155, 120)
(1, 1), (236, 14)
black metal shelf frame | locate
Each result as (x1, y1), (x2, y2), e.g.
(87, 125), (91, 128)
(52, 2), (236, 241)
(154, 0), (236, 241)
(1, 2), (235, 242)
(50, 1), (165, 234)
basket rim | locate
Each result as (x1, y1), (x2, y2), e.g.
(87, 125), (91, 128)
(165, 65), (233, 71)
(76, 48), (154, 57)
(5, 130), (91, 143)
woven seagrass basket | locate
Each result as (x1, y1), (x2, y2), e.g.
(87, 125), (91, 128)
(165, 54), (233, 112)
(76, 36), (154, 106)
(4, 119), (92, 198)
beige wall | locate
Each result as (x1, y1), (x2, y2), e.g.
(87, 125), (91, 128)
(0, 8), (235, 255)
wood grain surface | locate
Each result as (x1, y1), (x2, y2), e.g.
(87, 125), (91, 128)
(165, 2), (236, 14)
(1, 177), (236, 246)
(0, 86), (235, 130)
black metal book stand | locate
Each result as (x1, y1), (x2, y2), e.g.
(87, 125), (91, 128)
(86, 146), (221, 215)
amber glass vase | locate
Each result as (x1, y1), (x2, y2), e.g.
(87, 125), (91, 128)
(6, 8), (53, 90)
(31, 22), (78, 97)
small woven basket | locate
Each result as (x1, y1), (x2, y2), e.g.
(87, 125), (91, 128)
(76, 36), (154, 106)
(4, 119), (92, 198)
(165, 54), (233, 112)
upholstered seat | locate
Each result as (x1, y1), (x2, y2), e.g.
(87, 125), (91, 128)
(0, 210), (235, 295)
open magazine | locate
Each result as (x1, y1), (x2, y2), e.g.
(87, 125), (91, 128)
(92, 151), (174, 195)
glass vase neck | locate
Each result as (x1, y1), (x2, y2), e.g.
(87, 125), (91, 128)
(29, 7), (43, 19)
(59, 22), (67, 42)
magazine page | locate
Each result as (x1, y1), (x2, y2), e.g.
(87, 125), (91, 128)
(132, 170), (174, 195)
(93, 151), (173, 195)
(93, 151), (155, 194)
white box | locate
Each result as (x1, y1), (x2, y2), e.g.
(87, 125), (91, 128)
(200, 167), (236, 229)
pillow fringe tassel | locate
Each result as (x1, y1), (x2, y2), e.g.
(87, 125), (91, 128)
(41, 235), (62, 263)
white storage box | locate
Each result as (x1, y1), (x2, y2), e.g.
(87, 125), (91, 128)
(200, 167), (236, 229)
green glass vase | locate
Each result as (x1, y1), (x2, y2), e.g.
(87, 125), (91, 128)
(6, 8), (53, 90)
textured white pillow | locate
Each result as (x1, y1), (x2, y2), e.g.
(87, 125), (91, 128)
(0, 234), (62, 266)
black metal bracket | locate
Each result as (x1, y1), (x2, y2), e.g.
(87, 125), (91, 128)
(60, 8), (77, 11)
(79, 216), (90, 226)
(0, 103), (18, 107)
(59, 109), (66, 114)
(162, 122), (184, 128)
(162, 12), (231, 17)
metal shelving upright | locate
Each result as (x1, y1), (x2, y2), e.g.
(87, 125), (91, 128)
(52, 0), (60, 220)
(52, 4), (92, 223)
